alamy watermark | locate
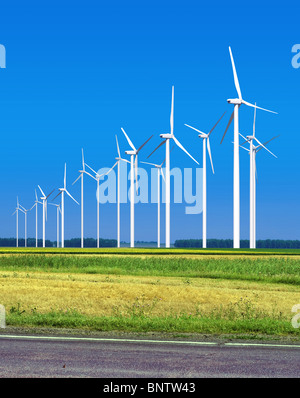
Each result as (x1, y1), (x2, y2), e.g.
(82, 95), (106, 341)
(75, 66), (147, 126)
(94, 164), (204, 215)
(0, 44), (6, 68)
(291, 44), (300, 69)
(291, 304), (300, 329)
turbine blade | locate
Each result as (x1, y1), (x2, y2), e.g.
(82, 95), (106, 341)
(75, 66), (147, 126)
(184, 124), (205, 135)
(229, 46), (242, 100)
(207, 137), (214, 174)
(160, 146), (174, 167)
(140, 161), (158, 167)
(64, 163), (67, 189)
(85, 163), (97, 175)
(116, 135), (121, 158)
(35, 189), (38, 201)
(52, 191), (62, 201)
(103, 161), (118, 177)
(253, 104), (257, 136)
(242, 100), (278, 114)
(170, 86), (174, 134)
(12, 210), (17, 216)
(46, 189), (55, 199)
(120, 158), (130, 164)
(121, 128), (136, 151)
(172, 136), (199, 165)
(82, 148), (85, 170)
(254, 156), (258, 182)
(220, 110), (235, 144)
(240, 145), (250, 152)
(256, 135), (279, 152)
(147, 139), (167, 159)
(254, 138), (277, 158)
(239, 132), (248, 142)
(83, 170), (97, 180)
(38, 185), (46, 197)
(160, 167), (166, 183)
(135, 155), (138, 194)
(72, 173), (82, 185)
(65, 190), (80, 205)
(29, 203), (36, 211)
(137, 135), (153, 154)
(208, 111), (226, 136)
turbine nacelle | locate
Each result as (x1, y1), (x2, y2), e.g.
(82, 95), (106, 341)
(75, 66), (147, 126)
(160, 133), (173, 139)
(227, 98), (243, 105)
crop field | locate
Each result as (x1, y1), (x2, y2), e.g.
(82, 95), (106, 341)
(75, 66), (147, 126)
(0, 247), (300, 340)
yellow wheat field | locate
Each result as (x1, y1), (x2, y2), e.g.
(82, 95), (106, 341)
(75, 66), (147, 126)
(0, 270), (299, 318)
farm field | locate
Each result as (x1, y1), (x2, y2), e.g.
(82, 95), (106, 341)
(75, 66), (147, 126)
(0, 248), (300, 340)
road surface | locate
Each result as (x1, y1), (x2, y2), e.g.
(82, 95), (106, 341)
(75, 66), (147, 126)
(0, 333), (299, 378)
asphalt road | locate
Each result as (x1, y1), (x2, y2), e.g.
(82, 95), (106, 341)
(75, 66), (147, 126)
(0, 334), (299, 378)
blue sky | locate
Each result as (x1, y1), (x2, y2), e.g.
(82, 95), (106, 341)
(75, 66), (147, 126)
(0, 0), (299, 243)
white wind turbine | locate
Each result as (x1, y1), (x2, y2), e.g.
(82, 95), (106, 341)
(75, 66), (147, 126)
(140, 157), (167, 248)
(72, 148), (88, 248)
(19, 203), (31, 248)
(184, 112), (226, 248)
(12, 197), (24, 248)
(30, 189), (42, 247)
(52, 163), (79, 248)
(121, 128), (153, 248)
(148, 86), (199, 248)
(239, 106), (279, 249)
(98, 135), (130, 248)
(221, 46), (277, 249)
(83, 162), (110, 249)
(49, 203), (61, 248)
(37, 186), (54, 248)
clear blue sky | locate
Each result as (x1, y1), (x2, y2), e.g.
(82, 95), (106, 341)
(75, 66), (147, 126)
(0, 0), (299, 243)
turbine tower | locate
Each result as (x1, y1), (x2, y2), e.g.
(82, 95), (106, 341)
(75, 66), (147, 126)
(148, 86), (199, 248)
(184, 112), (226, 248)
(19, 204), (31, 248)
(53, 163), (79, 248)
(221, 46), (277, 249)
(38, 186), (54, 248)
(140, 157), (166, 248)
(121, 128), (153, 248)
(12, 197), (24, 248)
(240, 107), (278, 249)
(83, 163), (109, 249)
(30, 189), (42, 247)
(72, 149), (87, 248)
(100, 135), (130, 248)
(49, 203), (61, 248)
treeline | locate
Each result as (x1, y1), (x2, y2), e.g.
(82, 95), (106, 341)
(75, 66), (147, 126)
(0, 238), (117, 248)
(174, 239), (300, 249)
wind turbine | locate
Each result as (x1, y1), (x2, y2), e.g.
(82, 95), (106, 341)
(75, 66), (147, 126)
(184, 112), (226, 248)
(72, 148), (87, 248)
(49, 203), (61, 248)
(140, 157), (166, 248)
(52, 163), (79, 248)
(19, 204), (31, 248)
(12, 197), (24, 248)
(220, 46), (277, 249)
(148, 86), (199, 248)
(239, 107), (278, 249)
(121, 128), (153, 248)
(83, 162), (109, 249)
(38, 186), (54, 248)
(30, 189), (42, 247)
(99, 135), (130, 248)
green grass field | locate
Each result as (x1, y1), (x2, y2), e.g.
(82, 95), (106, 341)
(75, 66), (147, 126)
(0, 248), (300, 340)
